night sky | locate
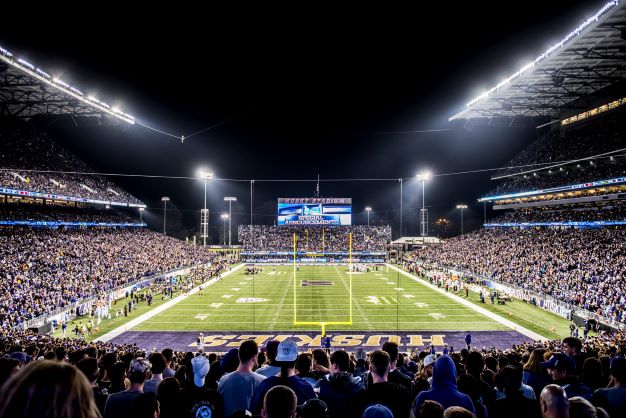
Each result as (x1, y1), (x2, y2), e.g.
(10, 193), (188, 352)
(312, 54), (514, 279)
(0, 1), (603, 240)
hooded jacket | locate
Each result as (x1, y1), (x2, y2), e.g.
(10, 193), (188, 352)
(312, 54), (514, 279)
(318, 372), (366, 418)
(412, 356), (476, 416)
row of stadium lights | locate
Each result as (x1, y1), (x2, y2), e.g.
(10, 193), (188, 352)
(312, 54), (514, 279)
(0, 45), (135, 125)
(460, 1), (619, 113)
(131, 169), (474, 240)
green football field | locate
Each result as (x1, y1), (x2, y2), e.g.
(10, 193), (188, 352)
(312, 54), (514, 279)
(133, 264), (509, 333)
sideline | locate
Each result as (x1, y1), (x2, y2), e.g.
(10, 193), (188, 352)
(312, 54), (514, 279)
(98, 264), (244, 342)
(385, 263), (547, 342)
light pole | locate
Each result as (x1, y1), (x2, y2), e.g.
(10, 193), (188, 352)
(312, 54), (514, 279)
(224, 196), (237, 246)
(161, 197), (170, 235)
(365, 206), (372, 226)
(221, 213), (229, 245)
(139, 207), (144, 222)
(197, 169), (214, 246)
(456, 204), (468, 235)
(416, 171), (432, 238)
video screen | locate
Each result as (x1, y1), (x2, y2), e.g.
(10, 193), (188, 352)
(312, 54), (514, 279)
(277, 198), (352, 226)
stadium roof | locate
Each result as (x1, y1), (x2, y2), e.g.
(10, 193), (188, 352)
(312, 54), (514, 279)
(0, 45), (135, 124)
(449, 1), (626, 122)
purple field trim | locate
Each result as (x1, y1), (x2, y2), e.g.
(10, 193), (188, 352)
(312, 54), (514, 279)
(108, 330), (532, 352)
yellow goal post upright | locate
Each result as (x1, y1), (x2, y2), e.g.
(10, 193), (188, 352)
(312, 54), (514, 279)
(292, 230), (353, 337)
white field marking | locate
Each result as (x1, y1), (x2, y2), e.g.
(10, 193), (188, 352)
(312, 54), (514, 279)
(391, 297), (398, 303)
(380, 277), (388, 280)
(403, 294), (415, 299)
(270, 269), (293, 330)
(366, 296), (381, 305)
(333, 265), (373, 330)
(222, 294), (234, 299)
(134, 320), (503, 326)
(231, 288), (241, 291)
(97, 264), (245, 342)
(415, 302), (429, 308)
(386, 282), (395, 285)
(393, 288), (404, 291)
(386, 264), (546, 341)
(375, 273), (382, 276)
(194, 314), (210, 320)
(381, 297), (390, 304)
(429, 313), (446, 320)
(210, 303), (224, 308)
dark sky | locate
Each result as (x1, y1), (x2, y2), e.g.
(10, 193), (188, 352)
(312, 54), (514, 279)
(0, 1), (605, 239)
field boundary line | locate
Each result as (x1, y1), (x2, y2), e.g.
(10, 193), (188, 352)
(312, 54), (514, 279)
(386, 264), (546, 341)
(97, 264), (245, 342)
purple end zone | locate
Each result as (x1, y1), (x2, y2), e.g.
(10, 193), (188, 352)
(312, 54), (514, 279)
(108, 330), (533, 352)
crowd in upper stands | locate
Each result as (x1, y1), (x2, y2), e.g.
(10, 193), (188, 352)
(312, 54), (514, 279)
(0, 203), (139, 224)
(0, 118), (143, 205)
(489, 203), (626, 224)
(409, 228), (626, 323)
(0, 227), (220, 328)
(0, 326), (625, 418)
(238, 225), (391, 252)
(489, 111), (626, 195)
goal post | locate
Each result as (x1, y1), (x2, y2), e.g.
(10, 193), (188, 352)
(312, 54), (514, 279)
(292, 230), (353, 335)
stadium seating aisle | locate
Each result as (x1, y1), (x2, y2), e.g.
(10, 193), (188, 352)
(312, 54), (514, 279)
(0, 227), (221, 328)
(0, 117), (143, 205)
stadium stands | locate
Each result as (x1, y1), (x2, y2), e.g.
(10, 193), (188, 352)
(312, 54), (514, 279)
(0, 117), (143, 205)
(0, 327), (624, 418)
(0, 227), (220, 328)
(489, 203), (626, 224)
(0, 202), (140, 224)
(409, 228), (626, 322)
(238, 225), (391, 252)
(489, 111), (626, 196)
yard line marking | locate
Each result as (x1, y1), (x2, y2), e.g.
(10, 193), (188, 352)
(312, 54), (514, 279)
(98, 264), (245, 342)
(333, 265), (373, 330)
(386, 264), (546, 341)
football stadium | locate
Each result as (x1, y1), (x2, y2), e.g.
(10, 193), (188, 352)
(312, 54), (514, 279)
(0, 2), (625, 418)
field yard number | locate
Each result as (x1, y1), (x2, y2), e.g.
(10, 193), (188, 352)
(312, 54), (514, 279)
(429, 313), (446, 320)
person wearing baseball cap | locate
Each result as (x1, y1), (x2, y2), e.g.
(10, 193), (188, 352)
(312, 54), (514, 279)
(422, 354), (437, 385)
(180, 354), (224, 418)
(541, 353), (593, 400)
(250, 339), (316, 414)
(104, 358), (150, 418)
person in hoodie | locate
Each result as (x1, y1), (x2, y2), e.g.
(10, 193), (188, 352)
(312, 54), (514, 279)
(317, 350), (366, 418)
(412, 355), (476, 417)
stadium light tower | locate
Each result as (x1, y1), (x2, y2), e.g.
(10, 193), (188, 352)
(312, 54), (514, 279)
(456, 204), (468, 235)
(161, 197), (170, 235)
(224, 196), (237, 246)
(416, 171), (432, 237)
(221, 213), (229, 245)
(197, 169), (214, 246)
(365, 206), (372, 226)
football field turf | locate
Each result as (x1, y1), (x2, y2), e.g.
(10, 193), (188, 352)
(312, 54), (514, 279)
(132, 264), (508, 333)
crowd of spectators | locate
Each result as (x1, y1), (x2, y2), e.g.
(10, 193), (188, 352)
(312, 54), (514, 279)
(238, 225), (391, 252)
(489, 111), (626, 195)
(489, 203), (626, 224)
(0, 327), (626, 417)
(0, 117), (143, 205)
(0, 227), (220, 328)
(410, 228), (626, 323)
(0, 202), (140, 224)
